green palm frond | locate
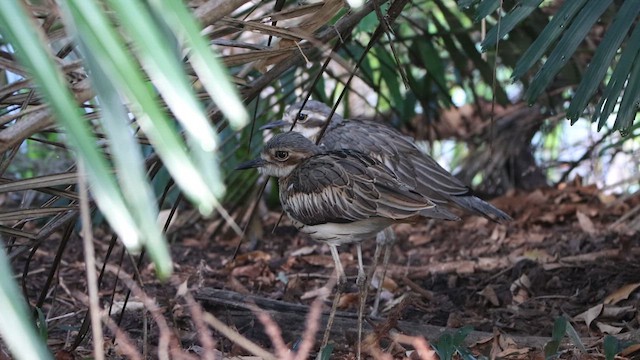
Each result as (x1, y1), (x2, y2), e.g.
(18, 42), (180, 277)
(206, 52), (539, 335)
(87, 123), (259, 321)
(473, 0), (640, 133)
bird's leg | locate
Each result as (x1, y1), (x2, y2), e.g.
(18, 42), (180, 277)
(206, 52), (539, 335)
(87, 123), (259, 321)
(356, 243), (368, 360)
(320, 244), (347, 352)
(329, 244), (348, 289)
(371, 227), (396, 317)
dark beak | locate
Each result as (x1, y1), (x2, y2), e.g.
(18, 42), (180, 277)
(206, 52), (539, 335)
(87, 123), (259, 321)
(259, 120), (289, 131)
(236, 157), (266, 170)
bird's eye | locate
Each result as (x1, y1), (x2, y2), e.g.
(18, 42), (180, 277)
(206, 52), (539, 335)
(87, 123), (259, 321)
(296, 113), (308, 122)
(274, 150), (289, 160)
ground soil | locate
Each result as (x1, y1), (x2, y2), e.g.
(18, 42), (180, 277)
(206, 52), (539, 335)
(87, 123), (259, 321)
(7, 182), (640, 359)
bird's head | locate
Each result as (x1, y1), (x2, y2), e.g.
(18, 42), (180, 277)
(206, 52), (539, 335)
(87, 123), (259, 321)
(260, 100), (343, 142)
(236, 132), (321, 178)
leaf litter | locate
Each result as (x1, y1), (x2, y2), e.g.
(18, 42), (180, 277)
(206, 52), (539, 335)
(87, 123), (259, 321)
(9, 181), (640, 359)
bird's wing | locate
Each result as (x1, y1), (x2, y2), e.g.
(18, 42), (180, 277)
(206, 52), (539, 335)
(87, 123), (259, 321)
(323, 120), (471, 198)
(323, 120), (511, 222)
(280, 150), (435, 226)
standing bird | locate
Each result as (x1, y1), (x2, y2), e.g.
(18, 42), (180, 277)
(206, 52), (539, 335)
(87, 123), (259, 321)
(261, 100), (512, 313)
(236, 132), (460, 355)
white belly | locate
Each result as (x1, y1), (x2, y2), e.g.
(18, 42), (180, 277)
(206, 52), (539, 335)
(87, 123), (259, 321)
(290, 217), (394, 246)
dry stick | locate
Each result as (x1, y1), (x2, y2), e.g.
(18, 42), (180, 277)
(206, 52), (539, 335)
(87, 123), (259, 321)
(104, 264), (175, 360)
(293, 291), (327, 360)
(372, 0), (409, 89)
(389, 332), (437, 360)
(180, 288), (218, 360)
(71, 290), (144, 360)
(78, 161), (104, 360)
(357, 240), (383, 358)
(487, 0), (504, 156)
(320, 271), (341, 351)
(102, 315), (143, 360)
(202, 312), (277, 360)
(250, 304), (291, 359)
(557, 128), (614, 185)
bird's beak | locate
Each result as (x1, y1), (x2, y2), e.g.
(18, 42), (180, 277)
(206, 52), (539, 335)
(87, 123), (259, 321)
(236, 157), (266, 170)
(259, 120), (289, 131)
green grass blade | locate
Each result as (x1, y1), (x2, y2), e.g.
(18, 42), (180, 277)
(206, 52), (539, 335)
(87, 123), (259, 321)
(80, 38), (172, 277)
(594, 23), (640, 130)
(525, 0), (613, 103)
(603, 335), (619, 360)
(0, 0), (142, 250)
(568, 1), (640, 123)
(564, 318), (587, 352)
(481, 0), (543, 51)
(511, 0), (588, 80)
(0, 248), (52, 360)
(613, 50), (640, 134)
(63, 0), (219, 214)
(551, 316), (567, 340)
(105, 0), (219, 153)
(148, 0), (249, 129)
(474, 0), (499, 22)
(104, 0), (228, 201)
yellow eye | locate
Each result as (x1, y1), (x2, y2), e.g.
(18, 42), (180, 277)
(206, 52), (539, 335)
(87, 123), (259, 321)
(274, 150), (289, 160)
(296, 113), (308, 122)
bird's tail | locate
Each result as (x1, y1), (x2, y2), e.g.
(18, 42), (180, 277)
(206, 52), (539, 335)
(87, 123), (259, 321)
(419, 206), (461, 221)
(450, 195), (512, 223)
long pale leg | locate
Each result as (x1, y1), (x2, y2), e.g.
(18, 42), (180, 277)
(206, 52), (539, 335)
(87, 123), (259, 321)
(371, 227), (396, 317)
(320, 244), (347, 353)
(355, 243), (370, 360)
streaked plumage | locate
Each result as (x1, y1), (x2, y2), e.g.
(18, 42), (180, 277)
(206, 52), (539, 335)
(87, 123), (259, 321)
(237, 132), (458, 248)
(262, 100), (511, 222)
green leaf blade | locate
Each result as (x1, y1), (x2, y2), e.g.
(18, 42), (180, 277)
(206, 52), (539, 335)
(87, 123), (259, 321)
(567, 0), (640, 122)
(481, 0), (543, 51)
(525, 0), (613, 103)
(511, 0), (589, 80)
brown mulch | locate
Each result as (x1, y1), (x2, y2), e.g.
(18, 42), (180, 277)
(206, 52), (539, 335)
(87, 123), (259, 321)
(10, 182), (640, 359)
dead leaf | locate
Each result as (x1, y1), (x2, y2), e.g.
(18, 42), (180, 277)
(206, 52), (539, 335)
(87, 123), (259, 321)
(526, 189), (546, 204)
(573, 303), (603, 328)
(290, 245), (317, 256)
(521, 248), (556, 263)
(54, 350), (74, 360)
(231, 250), (271, 266)
(538, 213), (557, 224)
(576, 210), (596, 235)
(338, 292), (359, 309)
(110, 301), (145, 315)
(511, 288), (529, 305)
(601, 305), (635, 318)
(510, 274), (531, 304)
(301, 286), (331, 300)
(621, 343), (640, 357)
(490, 225), (507, 242)
(595, 321), (622, 334)
(176, 279), (188, 297)
(371, 270), (398, 292)
(230, 263), (265, 278)
(510, 274), (531, 291)
(604, 283), (640, 305)
(478, 285), (500, 306)
(382, 293), (409, 313)
(495, 347), (531, 358)
(408, 232), (432, 246)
